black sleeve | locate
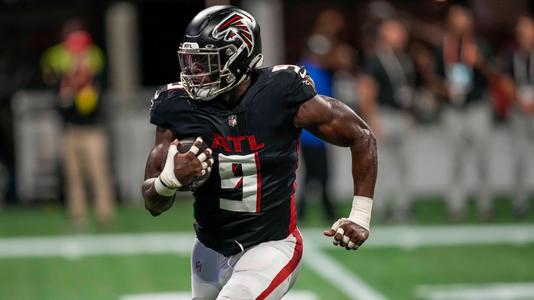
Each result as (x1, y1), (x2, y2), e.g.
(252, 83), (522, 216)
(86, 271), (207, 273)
(273, 66), (317, 118)
(149, 84), (196, 138)
(149, 86), (175, 129)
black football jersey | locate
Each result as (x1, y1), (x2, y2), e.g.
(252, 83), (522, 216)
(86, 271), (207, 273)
(150, 65), (317, 256)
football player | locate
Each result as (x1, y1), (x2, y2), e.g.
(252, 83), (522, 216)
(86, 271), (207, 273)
(141, 5), (377, 300)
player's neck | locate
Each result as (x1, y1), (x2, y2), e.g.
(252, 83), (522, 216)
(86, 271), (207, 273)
(219, 77), (252, 109)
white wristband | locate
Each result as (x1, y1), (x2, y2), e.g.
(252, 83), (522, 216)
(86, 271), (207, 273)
(154, 177), (177, 197)
(159, 144), (183, 188)
(347, 196), (373, 231)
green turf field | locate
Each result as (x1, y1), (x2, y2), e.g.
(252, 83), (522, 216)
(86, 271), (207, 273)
(1, 198), (534, 300)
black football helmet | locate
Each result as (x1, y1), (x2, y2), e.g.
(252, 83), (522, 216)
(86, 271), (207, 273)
(178, 5), (263, 100)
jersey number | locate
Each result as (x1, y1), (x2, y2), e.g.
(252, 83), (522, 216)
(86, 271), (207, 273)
(272, 64), (307, 78)
(218, 153), (261, 213)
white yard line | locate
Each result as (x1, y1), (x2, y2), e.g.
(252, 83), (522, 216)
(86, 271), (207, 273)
(1, 224), (534, 259)
(416, 282), (534, 300)
(121, 290), (318, 300)
(303, 224), (534, 249)
(303, 240), (386, 300)
(0, 233), (195, 259)
(2, 224), (533, 300)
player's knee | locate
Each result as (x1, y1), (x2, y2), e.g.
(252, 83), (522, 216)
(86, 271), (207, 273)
(216, 283), (255, 300)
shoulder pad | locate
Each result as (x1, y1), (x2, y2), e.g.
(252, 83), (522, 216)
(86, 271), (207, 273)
(150, 82), (187, 111)
(269, 65), (310, 82)
(269, 64), (316, 94)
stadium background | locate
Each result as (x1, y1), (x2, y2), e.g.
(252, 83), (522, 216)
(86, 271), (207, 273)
(1, 0), (534, 299)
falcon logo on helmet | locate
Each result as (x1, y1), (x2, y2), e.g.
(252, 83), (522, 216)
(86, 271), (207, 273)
(178, 5), (263, 101)
(212, 12), (255, 56)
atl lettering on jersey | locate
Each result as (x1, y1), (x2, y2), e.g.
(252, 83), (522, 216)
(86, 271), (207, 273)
(150, 65), (316, 256)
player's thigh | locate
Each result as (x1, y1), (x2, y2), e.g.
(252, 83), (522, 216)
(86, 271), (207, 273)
(191, 239), (225, 300)
(217, 230), (303, 300)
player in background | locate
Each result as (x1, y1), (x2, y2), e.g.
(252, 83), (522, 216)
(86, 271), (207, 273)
(359, 18), (414, 221)
(437, 5), (493, 221)
(41, 24), (114, 230)
(141, 5), (377, 300)
(503, 14), (534, 218)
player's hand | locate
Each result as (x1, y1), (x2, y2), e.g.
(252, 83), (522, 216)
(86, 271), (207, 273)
(171, 137), (213, 186)
(323, 218), (369, 251)
(158, 137), (213, 190)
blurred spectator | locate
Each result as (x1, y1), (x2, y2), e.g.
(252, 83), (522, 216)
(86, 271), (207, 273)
(503, 14), (534, 217)
(410, 42), (447, 124)
(332, 43), (361, 111)
(297, 9), (345, 223)
(360, 0), (397, 56)
(437, 5), (493, 221)
(41, 24), (114, 230)
(359, 18), (415, 221)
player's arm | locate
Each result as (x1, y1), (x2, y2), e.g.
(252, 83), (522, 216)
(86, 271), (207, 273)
(141, 127), (212, 216)
(294, 95), (377, 250)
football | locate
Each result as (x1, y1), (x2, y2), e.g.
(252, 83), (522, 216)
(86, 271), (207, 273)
(176, 137), (212, 190)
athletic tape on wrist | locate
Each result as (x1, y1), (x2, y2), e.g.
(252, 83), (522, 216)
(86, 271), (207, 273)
(348, 196), (373, 231)
(154, 176), (177, 197)
(158, 144), (183, 189)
